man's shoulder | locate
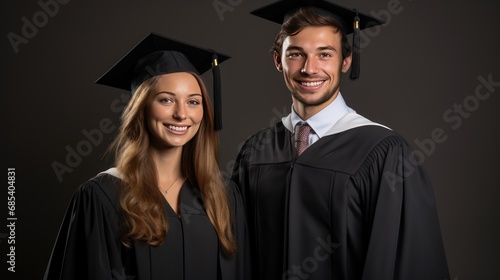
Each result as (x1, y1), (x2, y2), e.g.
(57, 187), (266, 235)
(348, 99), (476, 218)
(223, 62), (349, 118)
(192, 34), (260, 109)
(243, 121), (289, 146)
(331, 124), (407, 153)
(298, 126), (407, 174)
(342, 124), (398, 139)
(238, 121), (293, 164)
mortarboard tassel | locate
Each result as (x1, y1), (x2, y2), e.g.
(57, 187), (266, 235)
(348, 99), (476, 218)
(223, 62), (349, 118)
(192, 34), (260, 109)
(212, 53), (223, 130)
(349, 12), (361, 80)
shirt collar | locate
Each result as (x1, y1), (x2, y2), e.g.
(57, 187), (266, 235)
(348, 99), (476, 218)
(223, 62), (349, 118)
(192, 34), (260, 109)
(290, 92), (353, 137)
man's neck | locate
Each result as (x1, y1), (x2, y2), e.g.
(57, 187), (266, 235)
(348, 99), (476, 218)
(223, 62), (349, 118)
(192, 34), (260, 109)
(292, 91), (339, 120)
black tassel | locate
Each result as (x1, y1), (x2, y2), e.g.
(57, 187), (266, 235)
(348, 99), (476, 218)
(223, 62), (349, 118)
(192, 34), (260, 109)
(350, 12), (361, 80)
(212, 53), (223, 130)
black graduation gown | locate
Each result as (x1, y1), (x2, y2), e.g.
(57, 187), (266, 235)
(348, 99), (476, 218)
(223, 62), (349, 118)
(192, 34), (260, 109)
(44, 173), (250, 280)
(232, 121), (450, 280)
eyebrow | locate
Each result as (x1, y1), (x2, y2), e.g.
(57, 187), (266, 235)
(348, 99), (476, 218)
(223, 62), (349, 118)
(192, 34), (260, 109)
(285, 45), (337, 52)
(285, 46), (304, 52)
(317, 46), (337, 52)
(156, 91), (202, 97)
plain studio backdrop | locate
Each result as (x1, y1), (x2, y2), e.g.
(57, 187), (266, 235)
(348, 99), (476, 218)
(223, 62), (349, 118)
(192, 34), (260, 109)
(1, 0), (499, 279)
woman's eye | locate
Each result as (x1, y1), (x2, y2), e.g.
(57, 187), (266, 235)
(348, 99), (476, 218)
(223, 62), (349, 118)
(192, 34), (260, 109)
(159, 98), (173, 104)
(188, 99), (201, 105)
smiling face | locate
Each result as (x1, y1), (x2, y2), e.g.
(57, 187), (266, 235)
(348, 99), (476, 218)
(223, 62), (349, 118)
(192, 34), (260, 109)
(274, 25), (352, 120)
(146, 72), (203, 149)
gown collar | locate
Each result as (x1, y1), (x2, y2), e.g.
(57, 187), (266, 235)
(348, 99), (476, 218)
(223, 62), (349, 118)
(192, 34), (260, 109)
(283, 94), (390, 136)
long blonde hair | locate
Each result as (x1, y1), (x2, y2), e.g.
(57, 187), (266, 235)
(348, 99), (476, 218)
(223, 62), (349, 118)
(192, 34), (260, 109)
(110, 73), (236, 256)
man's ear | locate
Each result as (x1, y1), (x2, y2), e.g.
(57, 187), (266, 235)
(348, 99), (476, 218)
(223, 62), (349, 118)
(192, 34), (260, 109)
(274, 51), (283, 72)
(341, 53), (352, 73)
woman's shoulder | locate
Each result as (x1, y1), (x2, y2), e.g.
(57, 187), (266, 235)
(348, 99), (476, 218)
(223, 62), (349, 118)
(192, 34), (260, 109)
(74, 168), (124, 211)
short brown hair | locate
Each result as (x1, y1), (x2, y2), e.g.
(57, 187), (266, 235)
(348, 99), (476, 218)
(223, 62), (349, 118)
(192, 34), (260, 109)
(272, 7), (352, 59)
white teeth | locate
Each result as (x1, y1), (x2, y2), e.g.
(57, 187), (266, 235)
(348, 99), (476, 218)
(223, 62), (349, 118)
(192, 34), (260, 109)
(168, 125), (188, 131)
(301, 81), (324, 87)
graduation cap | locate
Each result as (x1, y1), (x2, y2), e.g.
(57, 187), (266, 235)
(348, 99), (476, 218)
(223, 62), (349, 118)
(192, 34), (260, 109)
(96, 32), (230, 130)
(250, 0), (385, 80)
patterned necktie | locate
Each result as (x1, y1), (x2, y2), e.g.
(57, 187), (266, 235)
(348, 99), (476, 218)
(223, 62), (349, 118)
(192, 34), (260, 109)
(295, 122), (311, 156)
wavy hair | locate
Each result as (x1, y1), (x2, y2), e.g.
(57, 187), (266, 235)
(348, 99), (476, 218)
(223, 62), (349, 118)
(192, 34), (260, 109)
(110, 73), (236, 256)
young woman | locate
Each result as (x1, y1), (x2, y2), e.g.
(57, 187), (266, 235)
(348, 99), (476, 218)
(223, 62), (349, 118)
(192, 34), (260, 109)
(44, 33), (249, 280)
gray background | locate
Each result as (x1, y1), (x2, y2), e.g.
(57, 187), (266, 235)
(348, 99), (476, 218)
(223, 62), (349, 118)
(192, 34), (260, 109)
(2, 0), (499, 279)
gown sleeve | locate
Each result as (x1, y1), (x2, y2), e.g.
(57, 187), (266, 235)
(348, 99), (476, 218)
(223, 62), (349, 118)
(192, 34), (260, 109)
(219, 178), (253, 280)
(357, 135), (450, 280)
(230, 138), (252, 208)
(43, 177), (125, 280)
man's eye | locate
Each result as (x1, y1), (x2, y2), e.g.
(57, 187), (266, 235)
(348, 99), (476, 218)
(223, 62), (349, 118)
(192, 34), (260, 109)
(287, 53), (302, 58)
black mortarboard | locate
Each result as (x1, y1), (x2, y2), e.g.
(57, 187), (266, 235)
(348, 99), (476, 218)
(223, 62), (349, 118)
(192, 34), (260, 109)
(96, 32), (230, 130)
(250, 0), (385, 80)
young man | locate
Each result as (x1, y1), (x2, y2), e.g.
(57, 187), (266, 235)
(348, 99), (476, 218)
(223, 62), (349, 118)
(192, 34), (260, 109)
(232, 1), (450, 279)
